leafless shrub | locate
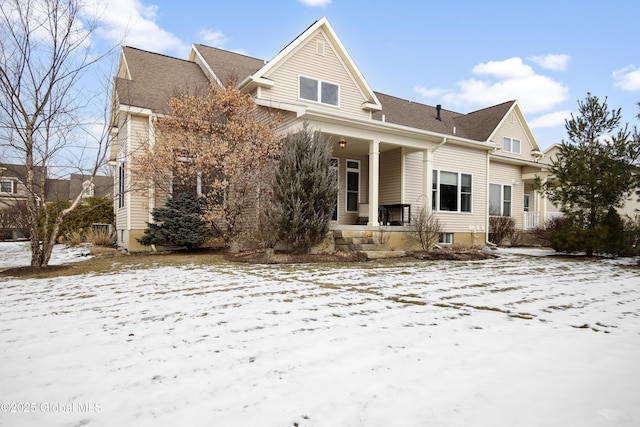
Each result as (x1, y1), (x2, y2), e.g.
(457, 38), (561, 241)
(489, 216), (516, 246)
(408, 208), (442, 251)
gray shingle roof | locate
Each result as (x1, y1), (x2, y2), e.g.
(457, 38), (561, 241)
(115, 45), (514, 142)
(453, 101), (515, 142)
(192, 44), (265, 86)
(372, 93), (465, 137)
(372, 92), (515, 141)
(116, 47), (211, 114)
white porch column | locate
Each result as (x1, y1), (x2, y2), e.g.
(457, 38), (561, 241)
(368, 140), (380, 226)
(423, 148), (433, 210)
(539, 176), (548, 226)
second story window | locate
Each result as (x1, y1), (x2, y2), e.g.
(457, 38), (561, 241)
(299, 76), (339, 106)
(503, 137), (521, 154)
(1, 180), (15, 193)
(82, 180), (95, 198)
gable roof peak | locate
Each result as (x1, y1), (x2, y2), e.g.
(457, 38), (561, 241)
(244, 16), (381, 110)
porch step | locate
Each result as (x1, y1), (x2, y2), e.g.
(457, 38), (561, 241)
(333, 230), (404, 259)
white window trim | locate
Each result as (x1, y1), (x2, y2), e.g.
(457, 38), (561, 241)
(1, 180), (15, 193)
(82, 180), (95, 198)
(345, 159), (360, 213)
(330, 157), (339, 220)
(503, 137), (521, 154)
(118, 163), (125, 208)
(489, 183), (513, 217)
(432, 169), (473, 213)
(298, 74), (340, 107)
(439, 232), (454, 245)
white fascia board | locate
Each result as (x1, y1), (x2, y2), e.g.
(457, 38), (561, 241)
(362, 101), (382, 112)
(254, 98), (307, 117)
(118, 105), (153, 116)
(490, 153), (550, 168)
(190, 45), (223, 86)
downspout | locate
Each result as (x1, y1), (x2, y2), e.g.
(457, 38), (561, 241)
(485, 149), (491, 245)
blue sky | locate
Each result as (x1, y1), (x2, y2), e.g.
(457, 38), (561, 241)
(90, 0), (640, 149)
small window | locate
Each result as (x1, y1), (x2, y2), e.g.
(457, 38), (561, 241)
(503, 137), (521, 154)
(321, 81), (338, 105)
(299, 76), (318, 103)
(1, 180), (14, 193)
(299, 76), (339, 106)
(82, 180), (94, 198)
(439, 233), (454, 244)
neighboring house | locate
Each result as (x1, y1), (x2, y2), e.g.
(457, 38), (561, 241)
(1, 163), (113, 239)
(542, 144), (640, 221)
(110, 17), (549, 252)
(46, 174), (113, 202)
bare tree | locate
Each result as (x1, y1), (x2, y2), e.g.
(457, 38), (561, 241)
(132, 83), (281, 247)
(407, 207), (442, 251)
(0, 0), (112, 266)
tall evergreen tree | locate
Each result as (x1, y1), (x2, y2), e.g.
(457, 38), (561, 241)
(269, 123), (339, 254)
(138, 192), (210, 250)
(540, 94), (640, 256)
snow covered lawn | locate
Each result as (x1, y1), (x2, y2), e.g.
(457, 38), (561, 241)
(1, 243), (639, 426)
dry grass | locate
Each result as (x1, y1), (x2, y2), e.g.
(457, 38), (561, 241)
(0, 248), (230, 280)
(60, 228), (115, 247)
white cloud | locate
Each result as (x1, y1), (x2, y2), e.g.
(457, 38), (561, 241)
(415, 57), (569, 115)
(529, 110), (572, 129)
(413, 86), (447, 99)
(529, 54), (571, 71)
(299, 0), (332, 6)
(86, 0), (188, 55)
(612, 66), (640, 91)
(472, 57), (535, 79)
(198, 29), (226, 47)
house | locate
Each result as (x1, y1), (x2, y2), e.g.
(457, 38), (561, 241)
(542, 144), (640, 221)
(46, 174), (113, 202)
(1, 162), (113, 239)
(110, 17), (548, 252)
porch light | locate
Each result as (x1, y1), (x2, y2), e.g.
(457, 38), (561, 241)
(339, 137), (347, 149)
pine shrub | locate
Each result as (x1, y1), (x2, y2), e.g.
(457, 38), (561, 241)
(138, 192), (211, 250)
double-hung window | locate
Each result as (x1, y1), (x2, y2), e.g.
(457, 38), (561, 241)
(299, 76), (339, 106)
(432, 170), (472, 213)
(489, 184), (512, 216)
(503, 137), (521, 154)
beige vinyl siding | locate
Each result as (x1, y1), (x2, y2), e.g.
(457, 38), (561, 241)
(127, 114), (151, 230)
(490, 161), (525, 229)
(495, 112), (538, 162)
(261, 31), (370, 119)
(432, 144), (488, 233)
(115, 112), (129, 231)
(404, 150), (424, 215)
(379, 148), (402, 205)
